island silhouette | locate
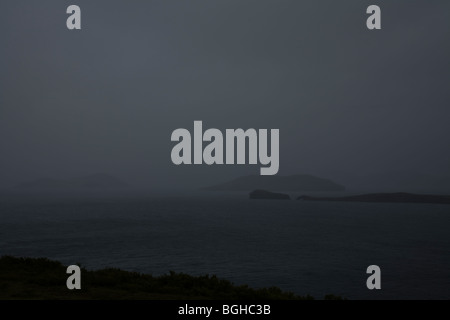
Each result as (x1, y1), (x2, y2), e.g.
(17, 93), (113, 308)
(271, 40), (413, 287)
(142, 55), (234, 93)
(203, 174), (345, 192)
(298, 192), (450, 205)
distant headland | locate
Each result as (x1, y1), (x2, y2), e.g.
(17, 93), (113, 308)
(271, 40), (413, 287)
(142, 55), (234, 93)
(203, 174), (345, 192)
(297, 192), (450, 205)
(15, 173), (128, 192)
(249, 190), (290, 200)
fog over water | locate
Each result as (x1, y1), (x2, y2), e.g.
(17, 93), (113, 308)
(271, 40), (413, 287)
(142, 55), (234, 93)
(1, 1), (450, 191)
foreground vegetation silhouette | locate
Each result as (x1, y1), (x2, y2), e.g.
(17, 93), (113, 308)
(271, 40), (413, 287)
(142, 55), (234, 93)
(0, 256), (344, 300)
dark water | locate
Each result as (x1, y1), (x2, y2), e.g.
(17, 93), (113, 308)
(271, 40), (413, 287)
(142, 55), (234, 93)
(1, 194), (449, 299)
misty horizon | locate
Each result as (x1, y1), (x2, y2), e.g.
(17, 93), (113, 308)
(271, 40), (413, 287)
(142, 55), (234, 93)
(1, 1), (450, 302)
(1, 1), (449, 191)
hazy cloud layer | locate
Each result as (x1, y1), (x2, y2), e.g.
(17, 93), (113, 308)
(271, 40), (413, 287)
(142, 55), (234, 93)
(1, 1), (449, 189)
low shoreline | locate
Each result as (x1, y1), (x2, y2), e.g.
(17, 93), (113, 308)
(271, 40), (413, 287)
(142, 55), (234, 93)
(298, 192), (450, 204)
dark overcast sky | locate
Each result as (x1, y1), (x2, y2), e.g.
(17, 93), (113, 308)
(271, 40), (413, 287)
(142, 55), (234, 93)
(1, 1), (449, 189)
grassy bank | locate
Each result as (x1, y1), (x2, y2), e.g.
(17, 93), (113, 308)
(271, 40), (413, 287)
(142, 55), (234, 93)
(0, 256), (342, 300)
